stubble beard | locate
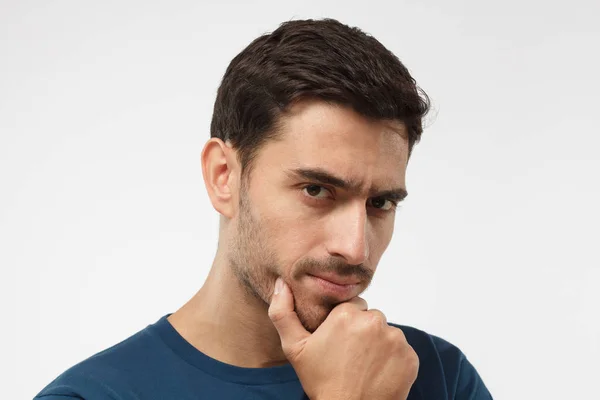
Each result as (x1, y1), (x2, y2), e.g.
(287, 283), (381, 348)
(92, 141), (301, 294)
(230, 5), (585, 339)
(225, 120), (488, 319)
(227, 184), (334, 333)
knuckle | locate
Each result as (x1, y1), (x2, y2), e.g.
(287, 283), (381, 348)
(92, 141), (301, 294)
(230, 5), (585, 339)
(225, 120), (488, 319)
(406, 346), (420, 373)
(267, 308), (286, 323)
(388, 326), (407, 342)
(386, 328), (412, 353)
(332, 303), (355, 321)
(281, 341), (302, 361)
(336, 302), (354, 313)
(336, 309), (353, 323)
(366, 310), (387, 327)
(353, 296), (368, 309)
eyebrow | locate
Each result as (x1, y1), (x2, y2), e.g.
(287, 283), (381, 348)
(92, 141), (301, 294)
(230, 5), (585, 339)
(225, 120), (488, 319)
(287, 167), (408, 202)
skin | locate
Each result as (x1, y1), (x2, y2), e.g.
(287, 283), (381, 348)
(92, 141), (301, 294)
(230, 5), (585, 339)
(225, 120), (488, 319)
(168, 99), (410, 369)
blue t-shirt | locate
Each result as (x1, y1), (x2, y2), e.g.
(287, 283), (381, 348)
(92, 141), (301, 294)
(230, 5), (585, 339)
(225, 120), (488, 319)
(35, 314), (492, 399)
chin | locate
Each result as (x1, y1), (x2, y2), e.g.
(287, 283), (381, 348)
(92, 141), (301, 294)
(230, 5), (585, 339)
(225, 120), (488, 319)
(295, 300), (334, 333)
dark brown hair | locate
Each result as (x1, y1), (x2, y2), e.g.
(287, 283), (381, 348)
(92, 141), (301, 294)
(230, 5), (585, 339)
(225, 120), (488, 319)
(210, 18), (430, 178)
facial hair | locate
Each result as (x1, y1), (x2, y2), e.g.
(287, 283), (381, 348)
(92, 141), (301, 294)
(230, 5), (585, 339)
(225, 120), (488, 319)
(228, 180), (373, 332)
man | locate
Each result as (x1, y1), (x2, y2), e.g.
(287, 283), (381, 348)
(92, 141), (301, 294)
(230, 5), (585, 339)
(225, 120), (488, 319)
(36, 18), (492, 400)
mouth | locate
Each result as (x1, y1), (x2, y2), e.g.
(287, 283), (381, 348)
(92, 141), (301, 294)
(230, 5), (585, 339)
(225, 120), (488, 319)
(306, 273), (361, 300)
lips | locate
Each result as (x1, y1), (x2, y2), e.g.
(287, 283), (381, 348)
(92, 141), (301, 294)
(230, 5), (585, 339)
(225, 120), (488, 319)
(308, 272), (360, 286)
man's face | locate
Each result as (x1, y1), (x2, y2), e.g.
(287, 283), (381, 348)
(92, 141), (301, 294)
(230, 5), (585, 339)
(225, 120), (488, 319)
(228, 100), (409, 332)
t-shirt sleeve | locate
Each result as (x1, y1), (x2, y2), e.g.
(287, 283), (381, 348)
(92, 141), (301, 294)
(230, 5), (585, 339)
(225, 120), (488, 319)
(396, 323), (493, 400)
(455, 356), (493, 400)
(33, 367), (117, 400)
(33, 382), (85, 399)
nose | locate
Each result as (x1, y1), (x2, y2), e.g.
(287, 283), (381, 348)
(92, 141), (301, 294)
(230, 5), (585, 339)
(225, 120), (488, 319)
(325, 202), (370, 266)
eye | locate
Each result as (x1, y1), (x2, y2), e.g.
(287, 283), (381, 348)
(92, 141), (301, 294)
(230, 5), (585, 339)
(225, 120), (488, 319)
(302, 184), (332, 199)
(368, 197), (396, 211)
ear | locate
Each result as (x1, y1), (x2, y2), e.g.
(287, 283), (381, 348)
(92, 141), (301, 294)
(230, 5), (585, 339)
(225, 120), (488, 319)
(201, 138), (240, 219)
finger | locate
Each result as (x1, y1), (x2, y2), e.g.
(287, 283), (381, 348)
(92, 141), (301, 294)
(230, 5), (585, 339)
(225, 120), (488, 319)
(344, 296), (369, 311)
(268, 278), (311, 355)
(366, 308), (388, 325)
(329, 296), (368, 320)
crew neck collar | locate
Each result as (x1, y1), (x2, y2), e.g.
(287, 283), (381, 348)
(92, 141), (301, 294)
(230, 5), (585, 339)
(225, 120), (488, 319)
(150, 314), (299, 385)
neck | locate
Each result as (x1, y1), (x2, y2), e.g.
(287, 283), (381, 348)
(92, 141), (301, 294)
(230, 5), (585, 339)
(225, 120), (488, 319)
(167, 249), (288, 368)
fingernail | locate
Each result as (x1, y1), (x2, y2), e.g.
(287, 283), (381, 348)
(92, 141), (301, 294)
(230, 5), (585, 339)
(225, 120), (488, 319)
(274, 278), (284, 295)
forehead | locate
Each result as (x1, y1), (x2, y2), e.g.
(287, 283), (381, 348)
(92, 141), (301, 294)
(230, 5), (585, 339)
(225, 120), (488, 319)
(254, 101), (409, 190)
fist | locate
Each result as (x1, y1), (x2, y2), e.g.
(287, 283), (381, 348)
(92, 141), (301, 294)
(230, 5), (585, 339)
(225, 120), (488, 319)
(268, 278), (419, 400)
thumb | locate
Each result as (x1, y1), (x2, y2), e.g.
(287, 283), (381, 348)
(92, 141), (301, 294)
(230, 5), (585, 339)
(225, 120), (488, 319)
(268, 277), (310, 357)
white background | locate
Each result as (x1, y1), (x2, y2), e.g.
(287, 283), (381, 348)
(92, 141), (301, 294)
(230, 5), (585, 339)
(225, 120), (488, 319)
(1, 0), (599, 398)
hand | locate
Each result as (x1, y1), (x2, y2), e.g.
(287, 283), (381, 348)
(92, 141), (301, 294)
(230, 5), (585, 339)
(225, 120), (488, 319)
(268, 278), (419, 400)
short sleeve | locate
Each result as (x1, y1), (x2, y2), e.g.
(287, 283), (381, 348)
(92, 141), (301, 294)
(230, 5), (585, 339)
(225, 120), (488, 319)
(455, 356), (493, 400)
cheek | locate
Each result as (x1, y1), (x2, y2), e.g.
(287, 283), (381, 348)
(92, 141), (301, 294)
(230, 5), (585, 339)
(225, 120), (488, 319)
(367, 219), (395, 265)
(381, 219), (395, 248)
(259, 208), (321, 277)
(269, 215), (317, 257)
(261, 186), (319, 240)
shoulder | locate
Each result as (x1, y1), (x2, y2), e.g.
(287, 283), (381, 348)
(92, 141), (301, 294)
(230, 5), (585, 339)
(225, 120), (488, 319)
(389, 323), (465, 366)
(35, 326), (157, 399)
(388, 323), (493, 400)
(389, 322), (467, 380)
